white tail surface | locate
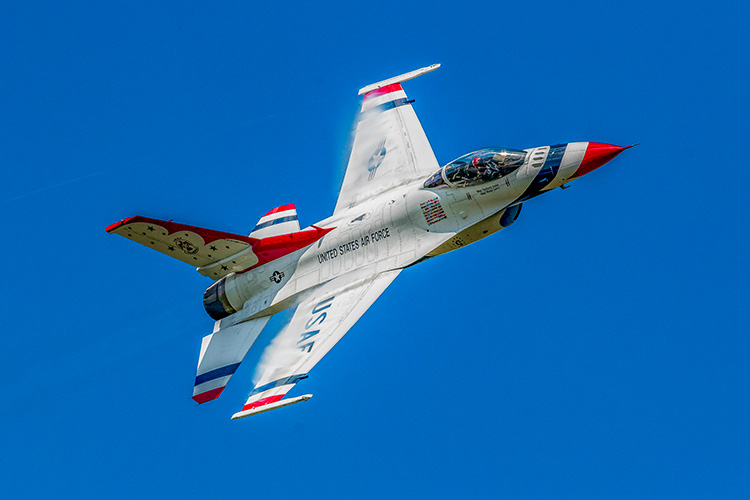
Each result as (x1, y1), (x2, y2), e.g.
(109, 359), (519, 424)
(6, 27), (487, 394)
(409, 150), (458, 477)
(249, 204), (300, 238)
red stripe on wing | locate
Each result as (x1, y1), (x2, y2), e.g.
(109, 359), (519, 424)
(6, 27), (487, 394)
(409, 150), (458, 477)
(105, 216), (258, 246)
(241, 394), (284, 412)
(363, 83), (403, 100)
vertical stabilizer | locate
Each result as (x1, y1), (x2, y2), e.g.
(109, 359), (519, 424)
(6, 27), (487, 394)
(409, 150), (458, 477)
(249, 204), (300, 238)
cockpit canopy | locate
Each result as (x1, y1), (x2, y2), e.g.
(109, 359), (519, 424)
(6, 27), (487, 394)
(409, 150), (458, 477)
(423, 148), (527, 189)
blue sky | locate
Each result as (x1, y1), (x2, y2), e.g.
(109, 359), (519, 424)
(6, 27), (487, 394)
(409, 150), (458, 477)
(2, 1), (748, 498)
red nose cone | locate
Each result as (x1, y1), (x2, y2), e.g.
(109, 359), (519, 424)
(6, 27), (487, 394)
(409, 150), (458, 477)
(573, 142), (631, 179)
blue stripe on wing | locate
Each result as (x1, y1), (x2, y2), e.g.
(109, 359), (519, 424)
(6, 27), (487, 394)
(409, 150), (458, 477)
(250, 373), (309, 396)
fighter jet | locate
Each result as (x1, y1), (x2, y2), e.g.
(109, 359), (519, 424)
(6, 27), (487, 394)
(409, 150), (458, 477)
(107, 64), (633, 419)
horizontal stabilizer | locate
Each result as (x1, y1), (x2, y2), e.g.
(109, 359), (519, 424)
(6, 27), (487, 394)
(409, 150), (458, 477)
(231, 394), (312, 419)
(193, 316), (272, 404)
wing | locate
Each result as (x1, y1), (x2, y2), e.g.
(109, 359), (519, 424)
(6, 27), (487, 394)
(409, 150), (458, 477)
(231, 269), (401, 419)
(334, 64), (441, 214)
(107, 215), (332, 280)
(192, 316), (272, 403)
(106, 216), (259, 278)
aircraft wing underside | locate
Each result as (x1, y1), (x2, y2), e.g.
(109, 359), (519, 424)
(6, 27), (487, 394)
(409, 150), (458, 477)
(334, 65), (441, 214)
(231, 269), (401, 419)
(106, 216), (259, 279)
(107, 215), (332, 280)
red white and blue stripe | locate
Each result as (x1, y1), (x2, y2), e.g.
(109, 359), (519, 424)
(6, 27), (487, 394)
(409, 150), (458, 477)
(360, 83), (411, 119)
(192, 316), (272, 404)
(511, 142), (630, 204)
(249, 204), (300, 238)
(237, 374), (308, 413)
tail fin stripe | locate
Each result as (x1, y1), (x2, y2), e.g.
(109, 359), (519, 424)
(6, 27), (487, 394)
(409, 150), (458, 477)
(263, 204), (296, 216)
(252, 215), (298, 232)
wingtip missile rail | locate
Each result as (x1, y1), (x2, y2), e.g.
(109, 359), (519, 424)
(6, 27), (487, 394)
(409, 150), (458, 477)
(230, 394), (313, 420)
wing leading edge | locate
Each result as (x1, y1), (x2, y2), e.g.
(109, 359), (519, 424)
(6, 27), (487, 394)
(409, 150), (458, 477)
(231, 269), (401, 419)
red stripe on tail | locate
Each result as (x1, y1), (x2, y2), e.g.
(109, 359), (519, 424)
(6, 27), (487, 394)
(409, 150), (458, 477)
(262, 204), (296, 216)
(193, 387), (225, 404)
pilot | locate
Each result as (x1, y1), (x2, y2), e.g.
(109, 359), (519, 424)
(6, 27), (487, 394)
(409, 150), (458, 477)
(465, 156), (483, 182)
(471, 156), (483, 172)
(473, 156), (494, 182)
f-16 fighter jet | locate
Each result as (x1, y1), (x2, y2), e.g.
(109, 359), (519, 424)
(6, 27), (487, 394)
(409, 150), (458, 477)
(107, 65), (633, 419)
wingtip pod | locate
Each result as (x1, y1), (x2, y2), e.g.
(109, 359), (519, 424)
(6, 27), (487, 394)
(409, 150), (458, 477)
(231, 394), (313, 420)
(358, 64), (441, 95)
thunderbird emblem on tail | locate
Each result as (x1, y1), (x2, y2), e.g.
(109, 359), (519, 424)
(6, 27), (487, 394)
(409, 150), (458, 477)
(107, 64), (634, 419)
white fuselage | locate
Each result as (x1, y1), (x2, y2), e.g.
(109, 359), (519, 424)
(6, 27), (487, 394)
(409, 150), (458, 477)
(213, 142), (589, 329)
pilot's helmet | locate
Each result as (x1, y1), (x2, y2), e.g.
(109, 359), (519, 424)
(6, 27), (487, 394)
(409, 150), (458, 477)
(472, 156), (482, 167)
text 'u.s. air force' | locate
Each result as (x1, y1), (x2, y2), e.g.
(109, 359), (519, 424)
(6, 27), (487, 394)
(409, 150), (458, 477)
(317, 227), (391, 263)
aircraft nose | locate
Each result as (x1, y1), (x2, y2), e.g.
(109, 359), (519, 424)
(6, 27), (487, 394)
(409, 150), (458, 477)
(572, 142), (634, 178)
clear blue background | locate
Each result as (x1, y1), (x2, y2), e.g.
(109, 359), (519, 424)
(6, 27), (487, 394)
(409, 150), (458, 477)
(2, 1), (748, 498)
